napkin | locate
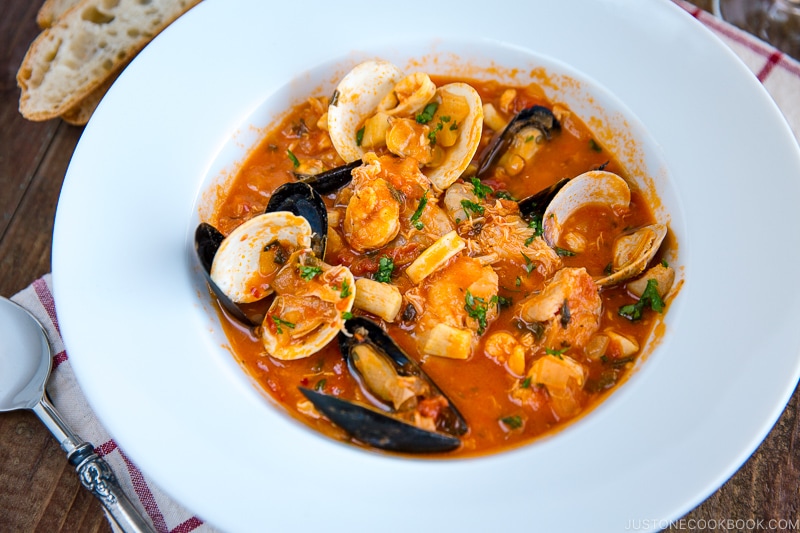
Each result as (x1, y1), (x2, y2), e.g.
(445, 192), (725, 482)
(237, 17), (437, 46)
(10, 3), (800, 532)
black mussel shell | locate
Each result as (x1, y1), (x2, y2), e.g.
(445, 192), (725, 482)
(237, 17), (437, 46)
(299, 387), (461, 453)
(517, 177), (570, 220)
(266, 182), (328, 259)
(194, 223), (257, 326)
(476, 105), (561, 179)
(294, 160), (361, 194)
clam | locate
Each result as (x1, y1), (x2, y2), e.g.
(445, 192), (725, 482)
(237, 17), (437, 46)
(300, 316), (468, 453)
(595, 223), (668, 287)
(261, 249), (356, 361)
(541, 170), (631, 247)
(539, 170), (667, 286)
(327, 60), (484, 191)
(194, 182), (330, 326)
(475, 105), (560, 180)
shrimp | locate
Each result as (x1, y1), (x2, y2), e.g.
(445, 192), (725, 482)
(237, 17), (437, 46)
(343, 153), (434, 252)
(516, 267), (601, 350)
(409, 254), (499, 359)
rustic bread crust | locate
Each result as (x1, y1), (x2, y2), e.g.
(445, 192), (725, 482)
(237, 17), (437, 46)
(36, 0), (81, 28)
(18, 0), (201, 121)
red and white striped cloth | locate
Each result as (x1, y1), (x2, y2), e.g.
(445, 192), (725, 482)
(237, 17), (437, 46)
(10, 4), (800, 532)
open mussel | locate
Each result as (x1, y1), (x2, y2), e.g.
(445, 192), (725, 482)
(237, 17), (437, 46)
(475, 105), (560, 180)
(265, 182), (328, 259)
(300, 316), (468, 453)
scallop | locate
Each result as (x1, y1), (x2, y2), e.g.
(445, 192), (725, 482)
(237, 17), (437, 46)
(209, 212), (313, 304)
(327, 60), (483, 192)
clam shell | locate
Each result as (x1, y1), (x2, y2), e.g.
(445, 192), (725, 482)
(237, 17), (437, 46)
(542, 170), (631, 247)
(209, 212), (312, 303)
(327, 60), (404, 164)
(596, 223), (668, 287)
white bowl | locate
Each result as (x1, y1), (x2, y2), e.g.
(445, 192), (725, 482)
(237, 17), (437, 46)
(52, 0), (800, 532)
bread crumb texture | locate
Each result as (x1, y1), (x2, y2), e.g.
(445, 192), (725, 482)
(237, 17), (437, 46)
(18, 0), (201, 121)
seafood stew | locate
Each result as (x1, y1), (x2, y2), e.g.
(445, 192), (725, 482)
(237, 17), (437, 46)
(199, 60), (678, 456)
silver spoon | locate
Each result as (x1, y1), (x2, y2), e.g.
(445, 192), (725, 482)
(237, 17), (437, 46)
(0, 296), (156, 533)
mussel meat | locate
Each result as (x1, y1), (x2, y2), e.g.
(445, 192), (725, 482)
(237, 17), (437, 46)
(300, 316), (468, 453)
(475, 105), (560, 180)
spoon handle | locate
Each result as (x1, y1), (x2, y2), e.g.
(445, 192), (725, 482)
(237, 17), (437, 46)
(33, 397), (157, 533)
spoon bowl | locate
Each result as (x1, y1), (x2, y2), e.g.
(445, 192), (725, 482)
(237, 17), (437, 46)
(0, 298), (50, 411)
(0, 296), (155, 533)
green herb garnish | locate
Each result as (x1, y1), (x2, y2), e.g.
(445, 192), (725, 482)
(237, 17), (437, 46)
(465, 290), (490, 335)
(521, 252), (536, 275)
(618, 279), (665, 321)
(287, 149), (300, 168)
(298, 265), (323, 280)
(410, 191), (428, 230)
(494, 190), (516, 201)
(374, 256), (395, 283)
(461, 199), (484, 217)
(559, 299), (571, 328)
(469, 177), (493, 199)
(314, 378), (327, 391)
(415, 102), (438, 124)
(554, 247), (576, 257)
(500, 415), (523, 429)
(338, 278), (351, 299)
(589, 139), (603, 152)
(271, 316), (296, 334)
(545, 346), (568, 359)
(341, 311), (354, 320)
(356, 126), (365, 146)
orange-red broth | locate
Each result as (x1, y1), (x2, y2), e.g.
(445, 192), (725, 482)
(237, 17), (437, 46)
(211, 76), (665, 456)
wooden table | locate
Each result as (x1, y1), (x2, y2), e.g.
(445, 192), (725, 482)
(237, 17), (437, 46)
(1, 1), (797, 531)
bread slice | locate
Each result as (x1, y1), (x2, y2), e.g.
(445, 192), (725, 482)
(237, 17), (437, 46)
(60, 70), (118, 125)
(36, 0), (81, 28)
(18, 0), (201, 121)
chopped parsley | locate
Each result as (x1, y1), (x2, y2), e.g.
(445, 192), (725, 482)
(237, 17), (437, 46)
(415, 102), (438, 124)
(356, 126), (365, 146)
(469, 177), (493, 199)
(545, 346), (568, 359)
(428, 121), (443, 146)
(314, 378), (327, 391)
(554, 247), (576, 257)
(500, 415), (523, 429)
(465, 290), (491, 335)
(287, 149), (300, 168)
(497, 295), (513, 309)
(589, 139), (603, 152)
(338, 278), (351, 299)
(271, 316), (296, 334)
(618, 279), (665, 321)
(410, 191), (428, 230)
(525, 215), (544, 246)
(374, 256), (395, 283)
(661, 258), (670, 268)
(520, 376), (532, 388)
(341, 311), (354, 320)
(515, 276), (522, 287)
(298, 265), (323, 280)
(494, 190), (516, 201)
(461, 199), (484, 217)
(521, 252), (536, 276)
